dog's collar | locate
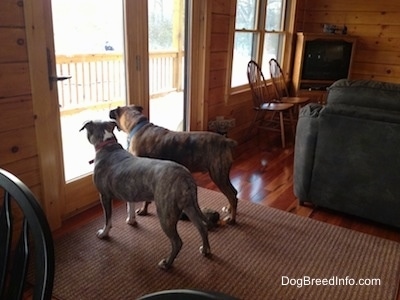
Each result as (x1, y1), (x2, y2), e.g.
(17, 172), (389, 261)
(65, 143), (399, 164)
(95, 137), (118, 152)
(127, 119), (149, 146)
(89, 137), (118, 164)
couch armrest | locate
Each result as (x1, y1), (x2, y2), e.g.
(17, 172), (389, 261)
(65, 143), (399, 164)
(293, 103), (323, 203)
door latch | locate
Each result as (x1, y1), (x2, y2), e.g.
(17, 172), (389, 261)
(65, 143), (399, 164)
(47, 48), (72, 90)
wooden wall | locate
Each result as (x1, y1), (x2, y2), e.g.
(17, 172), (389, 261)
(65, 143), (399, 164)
(205, 0), (257, 145)
(294, 0), (400, 84)
(0, 1), (43, 199)
(204, 0), (400, 145)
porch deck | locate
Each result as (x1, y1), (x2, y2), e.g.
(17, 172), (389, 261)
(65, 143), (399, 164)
(57, 52), (184, 181)
(62, 92), (183, 181)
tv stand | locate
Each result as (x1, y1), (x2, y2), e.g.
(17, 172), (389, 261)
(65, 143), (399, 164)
(307, 86), (328, 91)
(300, 82), (330, 91)
(291, 32), (357, 104)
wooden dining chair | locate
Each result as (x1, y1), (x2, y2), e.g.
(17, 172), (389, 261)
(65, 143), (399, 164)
(0, 168), (55, 300)
(246, 60), (294, 148)
(269, 58), (310, 117)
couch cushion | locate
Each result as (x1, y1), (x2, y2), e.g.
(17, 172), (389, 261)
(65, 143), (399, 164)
(326, 79), (400, 111)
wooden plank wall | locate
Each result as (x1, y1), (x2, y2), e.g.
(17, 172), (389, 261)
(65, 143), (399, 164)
(206, 0), (400, 145)
(0, 1), (42, 199)
(205, 0), (266, 145)
(205, 0), (298, 145)
(295, 0), (400, 83)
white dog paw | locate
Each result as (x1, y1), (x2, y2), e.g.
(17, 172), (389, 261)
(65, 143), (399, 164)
(158, 259), (171, 270)
(96, 228), (109, 239)
(199, 246), (212, 257)
(126, 217), (137, 226)
(222, 206), (231, 213)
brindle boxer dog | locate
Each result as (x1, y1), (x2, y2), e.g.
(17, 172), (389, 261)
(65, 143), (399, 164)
(80, 120), (211, 270)
(109, 105), (239, 224)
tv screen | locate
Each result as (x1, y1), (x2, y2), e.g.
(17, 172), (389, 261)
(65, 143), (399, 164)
(301, 39), (353, 81)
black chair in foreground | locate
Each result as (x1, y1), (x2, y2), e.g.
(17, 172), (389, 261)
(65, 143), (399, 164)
(0, 168), (55, 300)
(137, 288), (239, 300)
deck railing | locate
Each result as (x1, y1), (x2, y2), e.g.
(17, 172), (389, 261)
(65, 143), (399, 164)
(56, 51), (183, 113)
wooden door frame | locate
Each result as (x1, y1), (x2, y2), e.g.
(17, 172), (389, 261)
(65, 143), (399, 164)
(187, 0), (209, 131)
(24, 0), (64, 229)
(124, 0), (150, 113)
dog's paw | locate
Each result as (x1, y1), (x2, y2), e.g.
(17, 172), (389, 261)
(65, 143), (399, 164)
(136, 208), (148, 216)
(96, 228), (109, 239)
(158, 259), (172, 271)
(222, 215), (236, 225)
(126, 217), (138, 226)
(222, 205), (231, 213)
(199, 246), (212, 258)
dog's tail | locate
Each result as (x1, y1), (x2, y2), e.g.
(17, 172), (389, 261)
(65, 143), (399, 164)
(182, 180), (215, 230)
(184, 203), (215, 231)
(226, 138), (238, 149)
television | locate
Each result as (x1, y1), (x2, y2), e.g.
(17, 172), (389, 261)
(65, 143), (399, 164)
(301, 39), (353, 81)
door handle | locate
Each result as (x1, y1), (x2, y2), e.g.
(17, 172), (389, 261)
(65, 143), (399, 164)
(46, 48), (72, 90)
(48, 75), (72, 90)
(50, 76), (72, 81)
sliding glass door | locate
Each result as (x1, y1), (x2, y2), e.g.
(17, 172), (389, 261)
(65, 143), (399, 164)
(39, 0), (189, 218)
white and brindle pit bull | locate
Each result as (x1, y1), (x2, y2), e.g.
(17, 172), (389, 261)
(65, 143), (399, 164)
(109, 105), (239, 224)
(80, 120), (212, 270)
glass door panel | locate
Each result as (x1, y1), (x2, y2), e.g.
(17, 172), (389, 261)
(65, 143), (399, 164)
(51, 0), (126, 182)
(148, 0), (185, 131)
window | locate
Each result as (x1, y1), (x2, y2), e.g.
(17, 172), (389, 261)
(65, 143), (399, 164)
(231, 0), (288, 90)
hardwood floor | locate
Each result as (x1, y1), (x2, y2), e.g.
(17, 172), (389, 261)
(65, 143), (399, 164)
(53, 135), (400, 242)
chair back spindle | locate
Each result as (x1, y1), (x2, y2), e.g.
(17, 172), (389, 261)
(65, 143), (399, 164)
(247, 60), (274, 109)
(269, 58), (290, 99)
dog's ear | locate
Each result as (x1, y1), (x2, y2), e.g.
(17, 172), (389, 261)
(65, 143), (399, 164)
(105, 121), (117, 132)
(109, 107), (120, 119)
(111, 119), (122, 131)
(132, 105), (143, 113)
(80, 121), (93, 132)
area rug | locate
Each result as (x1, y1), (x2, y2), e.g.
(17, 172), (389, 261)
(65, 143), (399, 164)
(52, 188), (400, 300)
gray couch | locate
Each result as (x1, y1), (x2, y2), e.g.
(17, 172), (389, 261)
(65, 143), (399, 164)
(294, 79), (400, 228)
